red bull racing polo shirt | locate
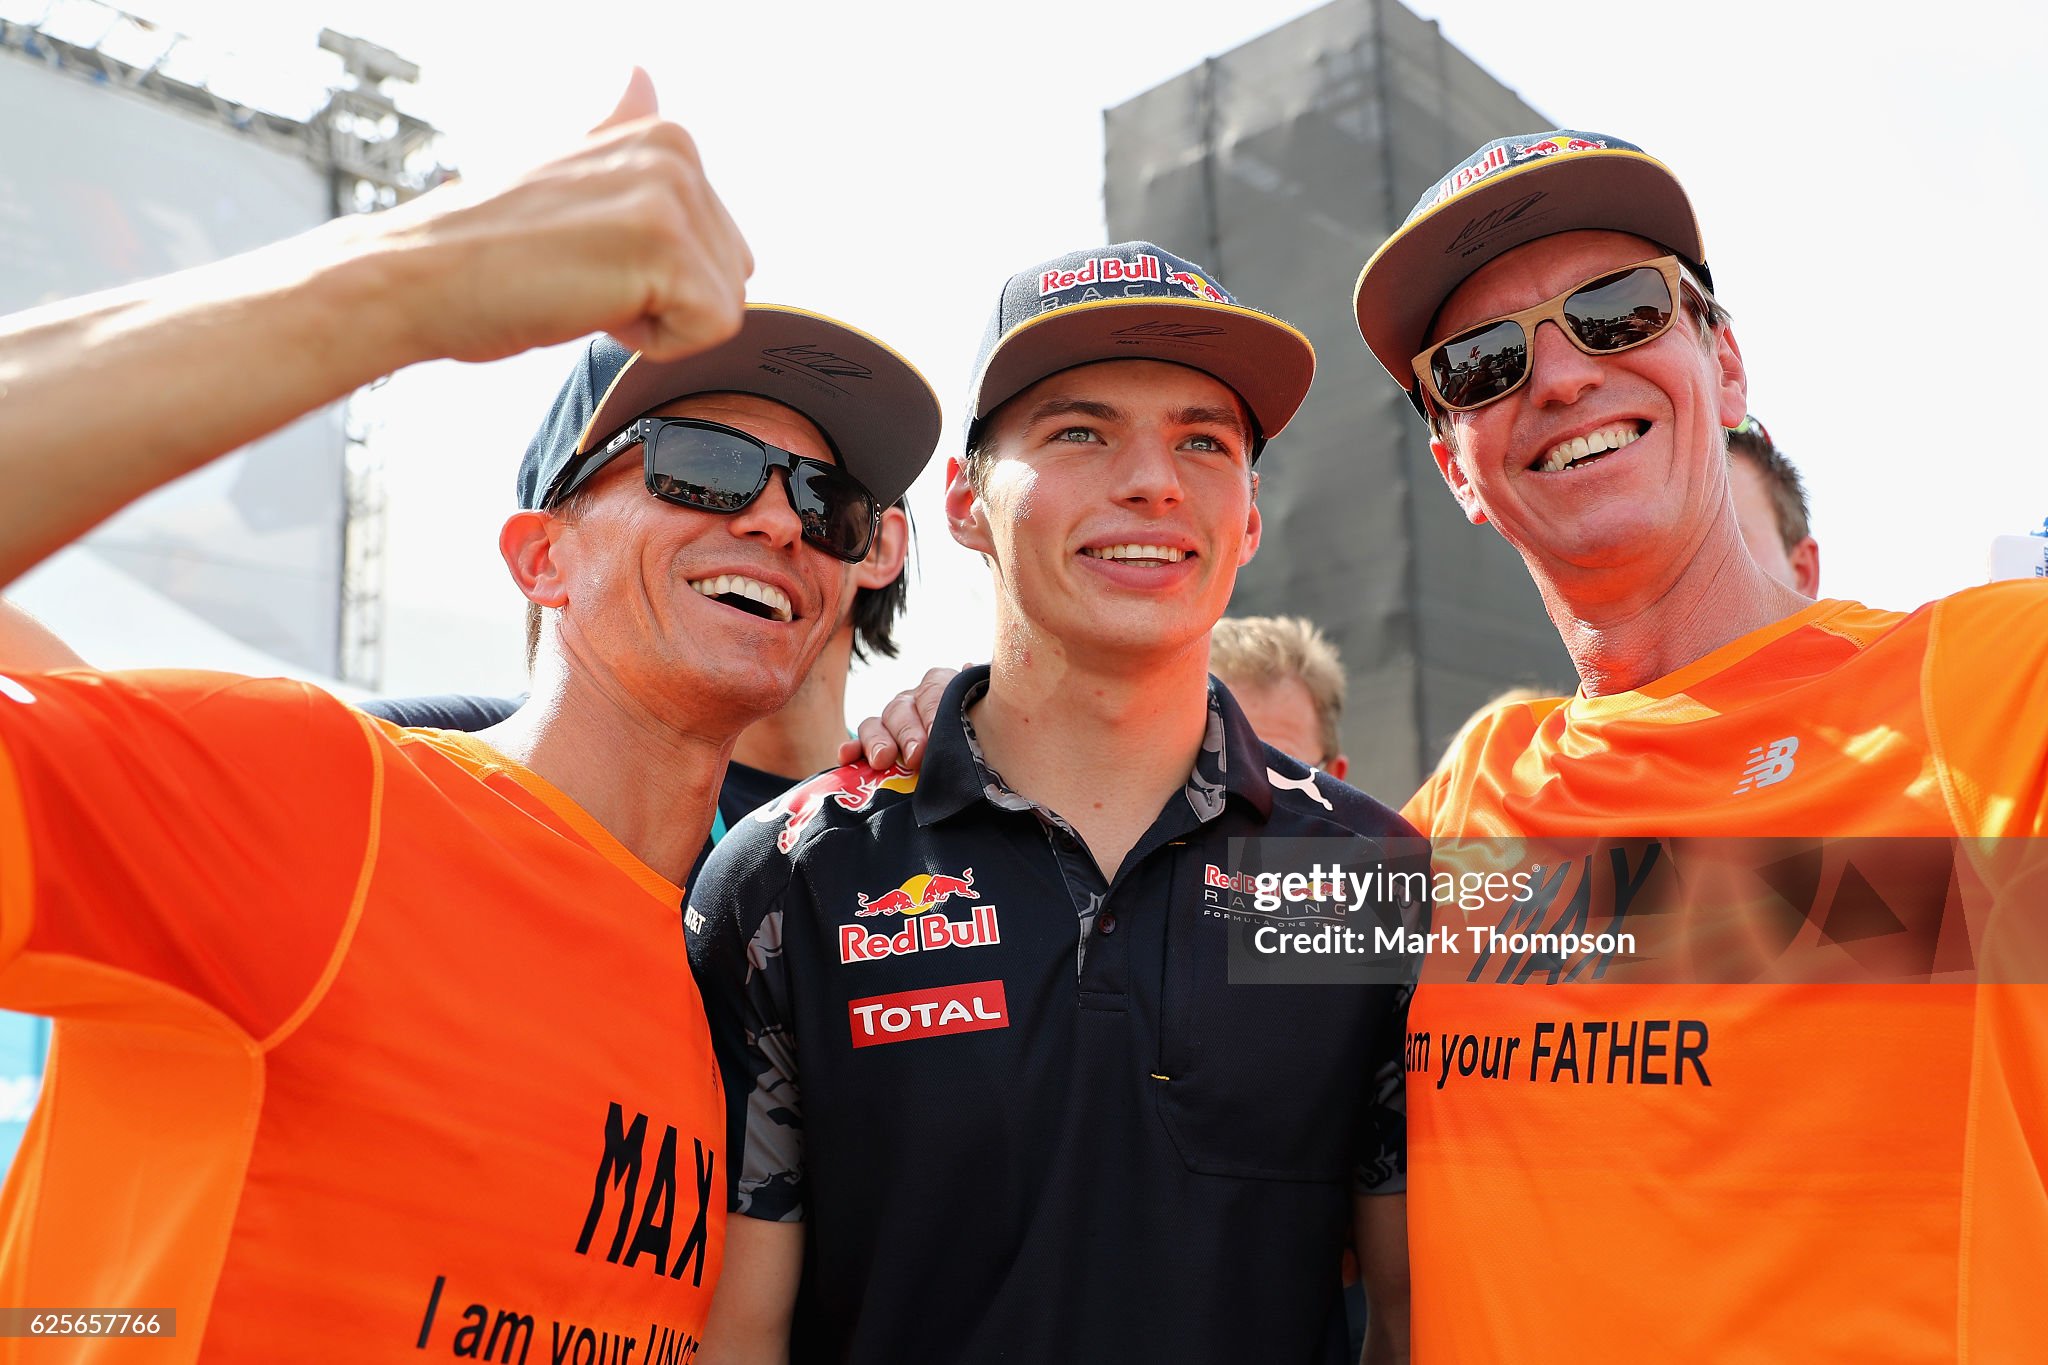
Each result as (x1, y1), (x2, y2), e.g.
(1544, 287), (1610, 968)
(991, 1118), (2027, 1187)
(686, 665), (1422, 1364)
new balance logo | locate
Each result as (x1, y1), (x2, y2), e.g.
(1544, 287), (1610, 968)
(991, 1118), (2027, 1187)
(1733, 737), (1799, 794)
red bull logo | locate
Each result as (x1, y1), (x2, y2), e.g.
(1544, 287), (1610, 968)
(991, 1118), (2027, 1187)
(1428, 137), (1608, 209)
(855, 868), (976, 917)
(1167, 270), (1228, 303)
(841, 904), (1002, 964)
(760, 764), (919, 854)
(1429, 144), (1510, 207)
(849, 980), (1009, 1048)
(1039, 253), (1162, 296)
(844, 869), (998, 964)
(1511, 135), (1607, 161)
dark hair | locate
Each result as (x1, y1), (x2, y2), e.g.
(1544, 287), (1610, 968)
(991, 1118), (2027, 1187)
(1724, 419), (1810, 550)
(524, 490), (912, 673)
(962, 419), (995, 496)
(850, 496), (912, 662)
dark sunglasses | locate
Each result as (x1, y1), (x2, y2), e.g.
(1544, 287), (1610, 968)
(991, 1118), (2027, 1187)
(557, 418), (881, 563)
(1412, 256), (1708, 414)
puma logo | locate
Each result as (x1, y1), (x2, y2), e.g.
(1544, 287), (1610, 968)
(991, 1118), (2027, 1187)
(1267, 766), (1333, 811)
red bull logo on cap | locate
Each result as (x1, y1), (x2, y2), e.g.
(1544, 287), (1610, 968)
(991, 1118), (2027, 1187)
(1427, 136), (1609, 209)
(760, 764), (919, 854)
(1167, 270), (1228, 303)
(1429, 143), (1510, 207)
(1039, 253), (1163, 296)
(843, 869), (999, 965)
(1511, 135), (1607, 161)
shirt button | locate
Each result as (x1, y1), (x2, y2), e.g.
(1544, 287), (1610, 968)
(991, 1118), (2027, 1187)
(1098, 913), (1117, 935)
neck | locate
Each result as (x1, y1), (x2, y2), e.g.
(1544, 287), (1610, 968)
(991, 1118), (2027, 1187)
(479, 655), (746, 888)
(970, 618), (1213, 849)
(1539, 520), (1814, 697)
(730, 625), (854, 781)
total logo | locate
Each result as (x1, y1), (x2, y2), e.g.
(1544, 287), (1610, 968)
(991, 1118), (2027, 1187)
(758, 763), (919, 853)
(849, 980), (1009, 1048)
(842, 868), (1001, 964)
(1167, 270), (1228, 303)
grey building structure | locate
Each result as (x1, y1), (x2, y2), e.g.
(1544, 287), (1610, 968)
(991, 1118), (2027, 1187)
(1106, 0), (1577, 798)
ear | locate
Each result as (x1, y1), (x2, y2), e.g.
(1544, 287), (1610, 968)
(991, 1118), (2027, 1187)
(500, 509), (571, 608)
(1238, 468), (1263, 566)
(1430, 432), (1488, 526)
(1324, 752), (1350, 782)
(1711, 322), (1749, 430)
(945, 455), (996, 556)
(1789, 536), (1821, 598)
(853, 503), (910, 591)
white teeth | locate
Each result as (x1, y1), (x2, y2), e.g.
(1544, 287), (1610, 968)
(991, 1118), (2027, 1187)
(1081, 544), (1187, 563)
(688, 574), (792, 622)
(1535, 422), (1642, 473)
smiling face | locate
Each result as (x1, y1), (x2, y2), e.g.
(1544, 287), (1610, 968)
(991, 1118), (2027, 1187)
(947, 358), (1261, 665)
(1424, 230), (1748, 596)
(534, 391), (863, 727)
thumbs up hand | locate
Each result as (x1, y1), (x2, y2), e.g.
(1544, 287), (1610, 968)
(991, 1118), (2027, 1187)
(367, 67), (755, 366)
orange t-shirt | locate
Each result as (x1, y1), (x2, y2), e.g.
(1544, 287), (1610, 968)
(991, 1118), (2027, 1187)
(1404, 585), (2048, 1363)
(0, 670), (724, 1362)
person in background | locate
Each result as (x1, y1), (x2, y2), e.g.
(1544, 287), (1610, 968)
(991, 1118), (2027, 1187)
(1724, 413), (1818, 595)
(1208, 613), (1351, 780)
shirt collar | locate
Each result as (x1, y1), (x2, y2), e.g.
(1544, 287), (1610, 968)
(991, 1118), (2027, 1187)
(912, 665), (1276, 827)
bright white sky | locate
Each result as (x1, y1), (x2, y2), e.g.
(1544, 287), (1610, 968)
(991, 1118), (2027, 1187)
(64, 0), (2048, 717)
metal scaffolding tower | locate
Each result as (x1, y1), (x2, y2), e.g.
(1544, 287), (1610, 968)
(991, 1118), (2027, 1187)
(0, 3), (447, 689)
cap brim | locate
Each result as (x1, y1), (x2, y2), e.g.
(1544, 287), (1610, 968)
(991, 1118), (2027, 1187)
(1354, 149), (1705, 390)
(969, 297), (1315, 441)
(581, 305), (941, 506)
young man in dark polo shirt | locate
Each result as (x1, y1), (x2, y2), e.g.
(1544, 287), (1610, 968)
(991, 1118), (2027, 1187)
(688, 244), (1422, 1365)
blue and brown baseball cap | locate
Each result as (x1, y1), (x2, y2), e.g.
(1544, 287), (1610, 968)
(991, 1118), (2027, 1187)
(1353, 130), (1711, 409)
(517, 304), (942, 511)
(965, 241), (1315, 458)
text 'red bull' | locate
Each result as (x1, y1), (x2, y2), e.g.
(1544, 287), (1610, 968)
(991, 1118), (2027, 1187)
(1039, 254), (1163, 296)
(841, 904), (1003, 964)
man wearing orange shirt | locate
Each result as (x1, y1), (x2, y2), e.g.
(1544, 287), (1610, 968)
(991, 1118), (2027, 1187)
(0, 72), (938, 1361)
(1353, 129), (2048, 1361)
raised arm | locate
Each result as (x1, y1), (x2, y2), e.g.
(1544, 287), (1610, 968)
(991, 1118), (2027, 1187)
(0, 68), (751, 588)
